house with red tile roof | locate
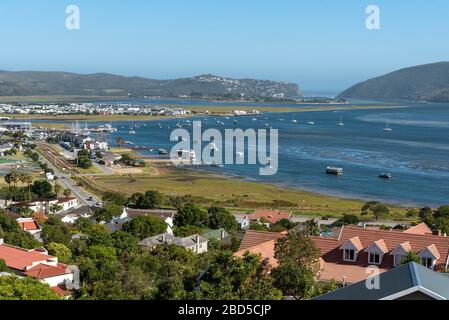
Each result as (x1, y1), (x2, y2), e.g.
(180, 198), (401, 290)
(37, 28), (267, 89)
(246, 209), (293, 226)
(0, 239), (75, 296)
(235, 223), (449, 285)
(16, 217), (41, 235)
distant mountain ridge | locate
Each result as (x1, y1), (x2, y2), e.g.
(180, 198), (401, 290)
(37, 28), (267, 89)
(338, 62), (449, 102)
(0, 70), (302, 99)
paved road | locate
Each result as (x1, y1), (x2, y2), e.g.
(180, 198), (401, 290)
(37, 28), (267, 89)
(38, 150), (101, 207)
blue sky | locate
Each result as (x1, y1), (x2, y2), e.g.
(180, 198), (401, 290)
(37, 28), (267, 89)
(0, 0), (449, 91)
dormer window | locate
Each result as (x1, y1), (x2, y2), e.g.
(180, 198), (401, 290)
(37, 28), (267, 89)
(344, 249), (356, 262)
(365, 239), (388, 266)
(418, 244), (440, 270)
(391, 242), (412, 267)
(421, 257), (434, 269)
(369, 252), (381, 265)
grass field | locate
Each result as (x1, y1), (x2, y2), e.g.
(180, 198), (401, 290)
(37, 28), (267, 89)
(81, 167), (410, 219)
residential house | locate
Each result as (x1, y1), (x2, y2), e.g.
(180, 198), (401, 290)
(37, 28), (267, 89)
(12, 198), (78, 214)
(16, 218), (41, 235)
(109, 207), (176, 234)
(246, 209), (293, 227)
(0, 143), (13, 156)
(236, 217), (250, 230)
(314, 262), (449, 300)
(139, 233), (208, 254)
(0, 239), (75, 297)
(235, 223), (449, 285)
(61, 206), (93, 224)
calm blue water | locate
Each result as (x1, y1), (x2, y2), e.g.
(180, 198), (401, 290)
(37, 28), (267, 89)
(35, 100), (449, 207)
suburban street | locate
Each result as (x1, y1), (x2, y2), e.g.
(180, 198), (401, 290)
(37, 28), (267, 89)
(37, 146), (101, 207)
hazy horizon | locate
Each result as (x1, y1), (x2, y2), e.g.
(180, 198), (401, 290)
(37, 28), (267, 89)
(1, 0), (449, 91)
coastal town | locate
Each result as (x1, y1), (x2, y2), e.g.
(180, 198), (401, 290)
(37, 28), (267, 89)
(1, 114), (449, 301)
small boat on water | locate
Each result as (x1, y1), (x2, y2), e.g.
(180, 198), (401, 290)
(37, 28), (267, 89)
(326, 166), (343, 175)
(379, 173), (392, 179)
(307, 121), (315, 125)
(384, 119), (393, 131)
(336, 115), (344, 126)
(292, 119), (298, 123)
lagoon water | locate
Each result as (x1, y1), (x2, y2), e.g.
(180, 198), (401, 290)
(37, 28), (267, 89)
(36, 99), (449, 207)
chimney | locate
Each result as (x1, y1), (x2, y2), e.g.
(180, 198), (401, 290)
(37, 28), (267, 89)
(433, 230), (442, 236)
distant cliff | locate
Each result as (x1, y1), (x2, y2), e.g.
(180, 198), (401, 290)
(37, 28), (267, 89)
(338, 62), (449, 102)
(0, 71), (302, 99)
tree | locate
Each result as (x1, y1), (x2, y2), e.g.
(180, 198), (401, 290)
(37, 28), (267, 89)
(174, 203), (208, 228)
(361, 201), (389, 220)
(272, 231), (321, 299)
(435, 206), (449, 219)
(303, 219), (320, 236)
(173, 225), (203, 237)
(19, 173), (33, 201)
(41, 216), (71, 246)
(54, 183), (63, 197)
(333, 214), (359, 227)
(199, 252), (282, 300)
(207, 206), (238, 232)
(401, 251), (421, 265)
(31, 180), (55, 199)
(122, 215), (167, 239)
(48, 242), (72, 263)
(93, 204), (122, 223)
(0, 276), (60, 300)
(102, 192), (128, 206)
(0, 259), (7, 272)
(128, 191), (163, 209)
(49, 204), (63, 214)
(63, 188), (72, 198)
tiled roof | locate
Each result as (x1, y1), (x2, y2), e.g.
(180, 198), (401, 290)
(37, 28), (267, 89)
(17, 219), (40, 231)
(235, 240), (279, 268)
(0, 243), (57, 271)
(23, 263), (70, 279)
(238, 230), (287, 251)
(247, 210), (292, 224)
(339, 225), (449, 268)
(404, 222), (433, 235)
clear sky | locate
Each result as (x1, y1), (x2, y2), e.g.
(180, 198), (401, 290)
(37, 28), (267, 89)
(1, 0), (449, 91)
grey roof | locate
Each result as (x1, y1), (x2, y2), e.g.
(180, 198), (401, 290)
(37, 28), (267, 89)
(314, 262), (449, 300)
(139, 233), (208, 248)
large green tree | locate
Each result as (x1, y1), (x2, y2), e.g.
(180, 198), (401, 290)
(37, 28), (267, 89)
(0, 276), (60, 300)
(174, 203), (208, 228)
(207, 206), (237, 232)
(122, 215), (167, 239)
(272, 231), (321, 299)
(199, 252), (282, 300)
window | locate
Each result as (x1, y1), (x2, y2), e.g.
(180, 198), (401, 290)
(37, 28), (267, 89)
(369, 252), (381, 265)
(344, 249), (355, 262)
(422, 257), (434, 269)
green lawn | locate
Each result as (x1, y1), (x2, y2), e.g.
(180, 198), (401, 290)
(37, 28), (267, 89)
(83, 168), (410, 219)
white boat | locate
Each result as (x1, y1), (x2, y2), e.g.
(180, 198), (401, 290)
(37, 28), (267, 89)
(326, 166), (343, 175)
(307, 121), (315, 125)
(336, 115), (344, 126)
(292, 119), (298, 123)
(384, 119), (393, 131)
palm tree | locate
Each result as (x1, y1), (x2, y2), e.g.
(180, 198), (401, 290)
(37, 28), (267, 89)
(19, 173), (33, 201)
(4, 170), (19, 202)
(63, 188), (72, 198)
(54, 183), (63, 197)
